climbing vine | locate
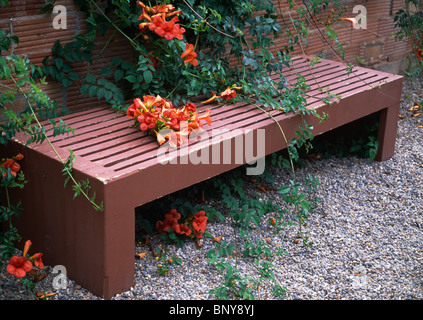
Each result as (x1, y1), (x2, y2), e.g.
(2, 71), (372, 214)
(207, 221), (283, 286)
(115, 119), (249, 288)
(0, 0), (361, 298)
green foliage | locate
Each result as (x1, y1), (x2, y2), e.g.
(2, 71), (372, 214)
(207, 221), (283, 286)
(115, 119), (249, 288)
(153, 247), (182, 276)
(394, 0), (423, 81)
(0, 18), (104, 260)
(0, 29), (18, 54)
(30, 0), (347, 114)
(38, 0), (57, 14)
(394, 0), (423, 44)
(203, 162), (320, 298)
(310, 113), (380, 161)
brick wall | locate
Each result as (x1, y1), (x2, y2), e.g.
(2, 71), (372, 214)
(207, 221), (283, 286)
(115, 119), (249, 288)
(275, 0), (412, 71)
(0, 0), (411, 115)
(1, 0), (134, 115)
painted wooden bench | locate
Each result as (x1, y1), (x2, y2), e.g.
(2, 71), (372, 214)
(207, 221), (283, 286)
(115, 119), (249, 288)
(2, 56), (403, 298)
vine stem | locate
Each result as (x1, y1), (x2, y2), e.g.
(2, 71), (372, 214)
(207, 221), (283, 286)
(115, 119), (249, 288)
(89, 0), (140, 51)
(9, 76), (103, 212)
(232, 15), (296, 184)
(181, 0), (234, 38)
(248, 101), (296, 184)
(166, 78), (182, 100)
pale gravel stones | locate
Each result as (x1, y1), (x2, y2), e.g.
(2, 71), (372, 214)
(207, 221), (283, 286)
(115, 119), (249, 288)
(0, 77), (422, 300)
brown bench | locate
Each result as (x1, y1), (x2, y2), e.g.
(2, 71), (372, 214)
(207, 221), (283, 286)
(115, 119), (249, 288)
(2, 56), (403, 299)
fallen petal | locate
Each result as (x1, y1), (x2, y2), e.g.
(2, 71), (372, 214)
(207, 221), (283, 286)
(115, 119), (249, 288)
(256, 185), (267, 193)
(135, 252), (148, 259)
(212, 234), (224, 243)
(36, 292), (57, 299)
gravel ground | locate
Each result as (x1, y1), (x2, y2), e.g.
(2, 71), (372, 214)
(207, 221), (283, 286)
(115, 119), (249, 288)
(0, 76), (422, 301)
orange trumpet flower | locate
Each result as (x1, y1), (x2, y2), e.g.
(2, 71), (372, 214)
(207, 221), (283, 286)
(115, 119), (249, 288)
(341, 17), (357, 28)
(220, 87), (237, 100)
(181, 43), (198, 66)
(201, 92), (217, 104)
(154, 130), (168, 146)
(198, 109), (212, 126)
(23, 240), (32, 256)
(7, 256), (33, 278)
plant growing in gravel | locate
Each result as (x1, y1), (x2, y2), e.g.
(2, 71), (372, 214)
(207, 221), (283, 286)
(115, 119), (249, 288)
(0, 153), (26, 263)
(205, 166), (319, 299)
(153, 247), (182, 276)
(155, 208), (209, 247)
(5, 239), (55, 299)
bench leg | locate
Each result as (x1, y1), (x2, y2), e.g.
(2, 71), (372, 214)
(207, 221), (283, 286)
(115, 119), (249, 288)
(375, 102), (400, 162)
(100, 204), (135, 299)
(4, 146), (135, 299)
(44, 198), (135, 300)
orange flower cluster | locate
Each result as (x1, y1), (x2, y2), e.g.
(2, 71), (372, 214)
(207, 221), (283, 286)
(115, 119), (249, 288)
(127, 95), (212, 147)
(7, 240), (44, 279)
(1, 153), (23, 177)
(156, 209), (208, 239)
(137, 1), (185, 40)
(136, 2), (199, 68)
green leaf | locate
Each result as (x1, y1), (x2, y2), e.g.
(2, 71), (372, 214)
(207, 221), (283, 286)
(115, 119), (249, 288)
(64, 51), (74, 63)
(114, 69), (124, 82)
(105, 90), (113, 101)
(82, 51), (92, 63)
(3, 65), (10, 79)
(38, 3), (55, 14)
(86, 16), (97, 26)
(97, 87), (106, 100)
(54, 58), (63, 70)
(112, 57), (122, 66)
(61, 77), (72, 88)
(52, 40), (63, 55)
(97, 78), (107, 86)
(277, 185), (290, 195)
(101, 66), (113, 75)
(88, 85), (97, 98)
(68, 71), (80, 81)
(85, 73), (96, 84)
(300, 200), (310, 212)
(124, 75), (136, 83)
(251, 214), (260, 227)
(143, 70), (153, 84)
(80, 84), (89, 95)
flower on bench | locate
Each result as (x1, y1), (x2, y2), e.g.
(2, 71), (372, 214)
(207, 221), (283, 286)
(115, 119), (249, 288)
(126, 95), (212, 147)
